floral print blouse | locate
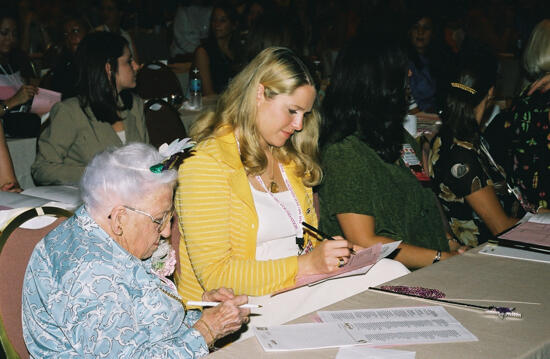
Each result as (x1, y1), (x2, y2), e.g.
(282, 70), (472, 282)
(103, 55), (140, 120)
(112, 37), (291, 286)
(22, 206), (209, 358)
(428, 128), (519, 247)
(487, 88), (550, 211)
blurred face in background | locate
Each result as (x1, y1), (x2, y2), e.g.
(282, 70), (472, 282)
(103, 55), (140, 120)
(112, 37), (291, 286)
(211, 7), (235, 40)
(101, 0), (121, 28)
(64, 20), (87, 54)
(0, 18), (17, 56)
(410, 17), (433, 54)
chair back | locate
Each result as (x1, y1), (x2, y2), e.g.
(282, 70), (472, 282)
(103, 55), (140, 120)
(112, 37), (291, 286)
(0, 207), (73, 359)
(144, 99), (188, 148)
(136, 62), (183, 105)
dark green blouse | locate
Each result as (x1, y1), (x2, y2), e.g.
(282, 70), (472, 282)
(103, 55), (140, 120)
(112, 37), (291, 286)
(319, 133), (449, 251)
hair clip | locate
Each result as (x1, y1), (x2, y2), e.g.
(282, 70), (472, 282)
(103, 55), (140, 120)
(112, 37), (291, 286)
(150, 138), (195, 173)
(450, 82), (477, 94)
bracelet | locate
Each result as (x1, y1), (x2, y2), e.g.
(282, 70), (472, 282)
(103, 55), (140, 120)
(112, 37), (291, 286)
(196, 318), (216, 348)
(433, 250), (441, 264)
(0, 101), (9, 113)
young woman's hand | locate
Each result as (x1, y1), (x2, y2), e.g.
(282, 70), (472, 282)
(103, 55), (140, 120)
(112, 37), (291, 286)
(297, 236), (352, 275)
(8, 85), (38, 108)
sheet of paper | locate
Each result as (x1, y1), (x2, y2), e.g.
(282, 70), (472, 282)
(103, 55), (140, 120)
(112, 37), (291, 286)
(254, 306), (477, 352)
(528, 212), (550, 224)
(317, 306), (478, 346)
(336, 347), (415, 359)
(31, 87), (61, 115)
(22, 185), (81, 207)
(0, 191), (50, 208)
(479, 243), (550, 263)
(253, 323), (359, 351)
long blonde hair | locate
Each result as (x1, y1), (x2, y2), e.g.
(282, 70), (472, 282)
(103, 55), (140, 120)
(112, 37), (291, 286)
(191, 47), (322, 186)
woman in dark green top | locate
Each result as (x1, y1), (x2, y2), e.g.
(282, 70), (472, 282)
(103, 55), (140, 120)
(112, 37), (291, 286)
(319, 31), (468, 269)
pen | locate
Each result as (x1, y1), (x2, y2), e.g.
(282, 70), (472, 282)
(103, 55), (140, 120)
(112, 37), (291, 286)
(186, 301), (262, 309)
(302, 221), (356, 254)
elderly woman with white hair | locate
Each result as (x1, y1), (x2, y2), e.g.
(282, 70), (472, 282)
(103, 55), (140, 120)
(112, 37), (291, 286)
(22, 142), (250, 358)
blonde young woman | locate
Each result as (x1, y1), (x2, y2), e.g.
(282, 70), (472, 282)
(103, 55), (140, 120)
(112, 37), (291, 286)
(175, 47), (409, 334)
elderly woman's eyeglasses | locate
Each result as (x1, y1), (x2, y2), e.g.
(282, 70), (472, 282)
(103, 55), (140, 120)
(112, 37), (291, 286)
(123, 205), (173, 233)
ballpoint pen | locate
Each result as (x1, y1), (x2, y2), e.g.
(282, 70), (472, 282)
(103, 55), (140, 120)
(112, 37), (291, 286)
(302, 221), (356, 254)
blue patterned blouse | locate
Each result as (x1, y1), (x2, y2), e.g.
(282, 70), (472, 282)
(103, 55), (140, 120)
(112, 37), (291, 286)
(22, 206), (209, 358)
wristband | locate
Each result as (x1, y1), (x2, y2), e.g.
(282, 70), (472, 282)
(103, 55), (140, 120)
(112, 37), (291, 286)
(432, 250), (441, 264)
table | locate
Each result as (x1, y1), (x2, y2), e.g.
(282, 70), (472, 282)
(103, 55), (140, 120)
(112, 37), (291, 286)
(179, 95), (218, 133)
(6, 137), (36, 189)
(208, 245), (550, 359)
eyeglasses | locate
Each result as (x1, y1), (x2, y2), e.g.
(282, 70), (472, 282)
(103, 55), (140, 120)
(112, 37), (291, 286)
(64, 27), (82, 37)
(123, 205), (173, 233)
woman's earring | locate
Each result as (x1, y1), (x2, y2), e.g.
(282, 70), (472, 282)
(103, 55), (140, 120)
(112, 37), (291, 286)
(114, 226), (123, 236)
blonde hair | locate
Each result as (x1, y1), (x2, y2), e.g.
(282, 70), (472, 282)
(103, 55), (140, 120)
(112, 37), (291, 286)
(523, 19), (550, 80)
(190, 47), (322, 186)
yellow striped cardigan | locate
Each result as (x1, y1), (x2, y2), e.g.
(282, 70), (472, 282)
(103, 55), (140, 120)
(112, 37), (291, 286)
(175, 131), (318, 302)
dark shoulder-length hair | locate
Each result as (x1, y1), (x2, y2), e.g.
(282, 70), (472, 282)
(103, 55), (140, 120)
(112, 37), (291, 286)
(74, 31), (132, 124)
(321, 35), (408, 163)
(441, 48), (497, 143)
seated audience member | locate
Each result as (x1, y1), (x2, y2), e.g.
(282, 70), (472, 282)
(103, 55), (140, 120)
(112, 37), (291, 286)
(0, 9), (38, 119)
(176, 47), (409, 328)
(429, 51), (521, 247)
(319, 36), (468, 269)
(23, 143), (250, 357)
(32, 32), (148, 185)
(484, 19), (550, 212)
(49, 15), (89, 99)
(243, 12), (298, 63)
(170, 0), (212, 59)
(407, 7), (444, 113)
(96, 0), (139, 63)
(194, 1), (242, 96)
(0, 125), (21, 192)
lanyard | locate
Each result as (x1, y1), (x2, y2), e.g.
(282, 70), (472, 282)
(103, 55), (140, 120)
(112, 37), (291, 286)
(255, 163), (304, 242)
(479, 136), (535, 213)
(235, 134), (307, 252)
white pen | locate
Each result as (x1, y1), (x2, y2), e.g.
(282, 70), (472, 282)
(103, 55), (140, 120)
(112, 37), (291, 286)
(186, 301), (262, 309)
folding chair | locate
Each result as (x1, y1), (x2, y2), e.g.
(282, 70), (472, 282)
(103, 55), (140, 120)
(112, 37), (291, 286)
(144, 99), (188, 148)
(0, 207), (73, 359)
(136, 61), (184, 106)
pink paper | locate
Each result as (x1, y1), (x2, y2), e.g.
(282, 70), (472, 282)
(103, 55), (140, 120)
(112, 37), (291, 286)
(499, 222), (550, 248)
(0, 85), (17, 100)
(273, 242), (383, 295)
(31, 88), (61, 116)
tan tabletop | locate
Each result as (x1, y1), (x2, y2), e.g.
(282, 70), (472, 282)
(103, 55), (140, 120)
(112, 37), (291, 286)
(208, 245), (550, 359)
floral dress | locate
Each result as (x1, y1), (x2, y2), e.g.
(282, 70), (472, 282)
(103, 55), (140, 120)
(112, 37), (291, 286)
(22, 206), (209, 358)
(428, 127), (520, 247)
(486, 89), (550, 211)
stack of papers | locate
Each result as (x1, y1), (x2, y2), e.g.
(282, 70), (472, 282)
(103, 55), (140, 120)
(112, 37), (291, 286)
(253, 306), (477, 352)
(480, 213), (550, 262)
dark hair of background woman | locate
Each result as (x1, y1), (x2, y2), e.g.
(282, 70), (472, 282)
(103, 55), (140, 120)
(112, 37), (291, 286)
(0, 7), (34, 79)
(320, 34), (408, 163)
(440, 48), (497, 144)
(74, 31), (132, 125)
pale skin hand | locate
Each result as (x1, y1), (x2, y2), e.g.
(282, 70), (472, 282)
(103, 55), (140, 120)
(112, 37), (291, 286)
(336, 213), (466, 269)
(297, 237), (352, 276)
(527, 73), (550, 95)
(195, 293), (250, 345)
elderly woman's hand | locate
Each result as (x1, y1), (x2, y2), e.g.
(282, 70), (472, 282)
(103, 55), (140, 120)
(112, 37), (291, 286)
(202, 287), (235, 302)
(194, 294), (250, 347)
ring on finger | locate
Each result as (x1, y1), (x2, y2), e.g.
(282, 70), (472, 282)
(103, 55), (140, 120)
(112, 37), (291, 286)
(337, 256), (345, 268)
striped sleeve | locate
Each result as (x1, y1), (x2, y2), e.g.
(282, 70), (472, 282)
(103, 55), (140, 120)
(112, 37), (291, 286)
(175, 145), (298, 298)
